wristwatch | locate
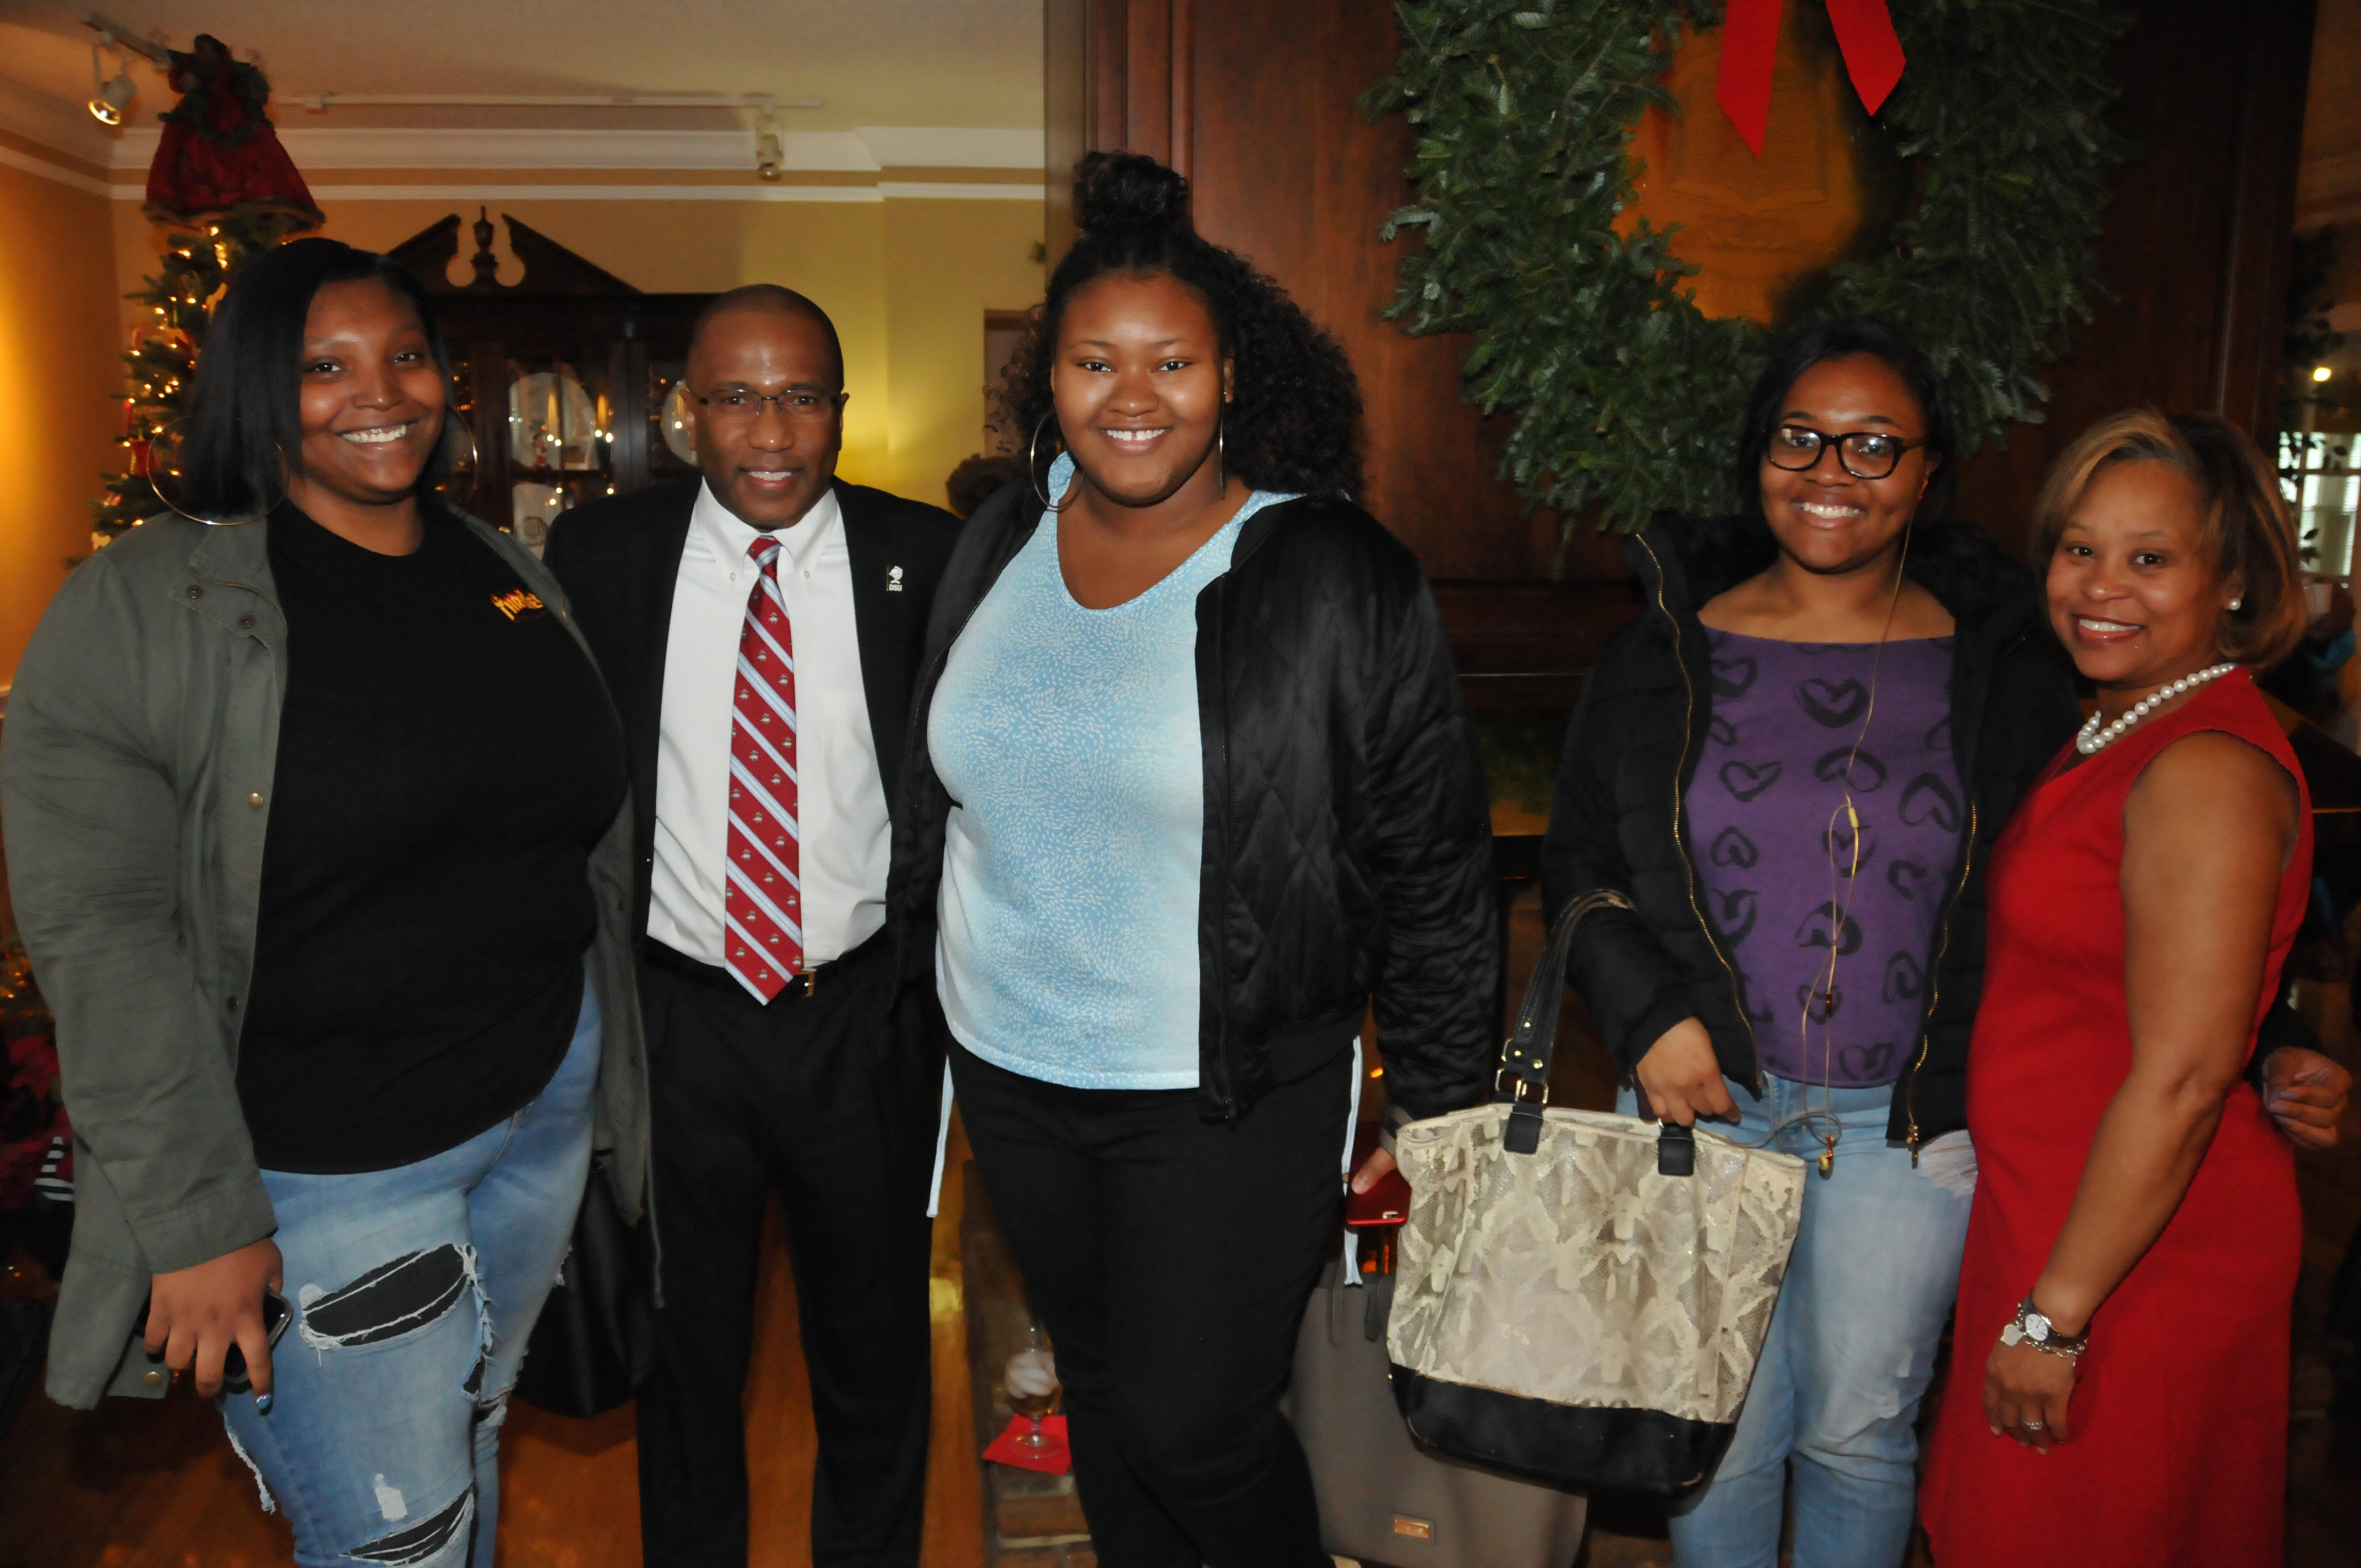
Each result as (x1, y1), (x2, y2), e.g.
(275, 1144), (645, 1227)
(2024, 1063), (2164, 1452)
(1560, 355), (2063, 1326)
(1999, 1293), (2089, 1358)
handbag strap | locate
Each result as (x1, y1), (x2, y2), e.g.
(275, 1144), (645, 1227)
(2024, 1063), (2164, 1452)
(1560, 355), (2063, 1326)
(1496, 887), (1696, 1177)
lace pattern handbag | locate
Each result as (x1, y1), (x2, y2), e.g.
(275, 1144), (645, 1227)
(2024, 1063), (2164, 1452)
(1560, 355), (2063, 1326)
(1385, 891), (1809, 1498)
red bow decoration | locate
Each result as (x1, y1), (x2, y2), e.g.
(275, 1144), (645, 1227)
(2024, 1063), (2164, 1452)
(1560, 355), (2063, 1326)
(1715, 0), (1907, 157)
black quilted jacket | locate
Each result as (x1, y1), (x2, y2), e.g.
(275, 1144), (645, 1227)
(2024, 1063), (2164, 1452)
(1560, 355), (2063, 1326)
(1539, 512), (2082, 1148)
(884, 480), (1498, 1124)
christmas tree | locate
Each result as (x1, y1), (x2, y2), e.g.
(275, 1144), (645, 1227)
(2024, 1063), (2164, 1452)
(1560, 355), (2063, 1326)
(93, 31), (321, 543)
(91, 206), (307, 541)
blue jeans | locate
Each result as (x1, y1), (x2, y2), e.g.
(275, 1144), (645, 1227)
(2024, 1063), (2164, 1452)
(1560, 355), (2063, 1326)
(1619, 1075), (1972, 1568)
(221, 975), (600, 1568)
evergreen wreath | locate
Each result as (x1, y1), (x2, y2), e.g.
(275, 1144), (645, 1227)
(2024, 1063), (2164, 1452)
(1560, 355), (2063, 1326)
(1365, 0), (2135, 546)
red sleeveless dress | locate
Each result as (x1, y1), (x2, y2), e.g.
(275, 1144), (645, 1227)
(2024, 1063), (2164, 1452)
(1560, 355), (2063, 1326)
(1921, 669), (2307, 1566)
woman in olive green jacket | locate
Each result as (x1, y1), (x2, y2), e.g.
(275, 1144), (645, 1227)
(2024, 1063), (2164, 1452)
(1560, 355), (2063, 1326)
(1, 239), (648, 1568)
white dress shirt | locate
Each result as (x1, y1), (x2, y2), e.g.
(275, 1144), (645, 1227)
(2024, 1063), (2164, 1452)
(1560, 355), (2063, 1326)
(647, 480), (888, 968)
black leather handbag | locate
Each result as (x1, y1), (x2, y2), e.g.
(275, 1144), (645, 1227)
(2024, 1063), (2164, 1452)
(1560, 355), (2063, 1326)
(513, 1161), (656, 1418)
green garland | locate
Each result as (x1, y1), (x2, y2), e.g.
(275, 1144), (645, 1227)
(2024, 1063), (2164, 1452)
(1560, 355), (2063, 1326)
(1365, 0), (2134, 546)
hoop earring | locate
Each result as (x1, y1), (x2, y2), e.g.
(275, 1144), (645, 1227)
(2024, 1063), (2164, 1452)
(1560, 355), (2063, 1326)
(147, 418), (281, 527)
(1029, 413), (1075, 513)
(439, 410), (478, 477)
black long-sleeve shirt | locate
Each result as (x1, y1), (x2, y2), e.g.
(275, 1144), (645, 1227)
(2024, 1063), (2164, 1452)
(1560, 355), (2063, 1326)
(236, 503), (625, 1172)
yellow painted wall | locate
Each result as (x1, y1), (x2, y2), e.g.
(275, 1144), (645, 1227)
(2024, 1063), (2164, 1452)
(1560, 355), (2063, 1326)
(884, 199), (1047, 503)
(111, 191), (1043, 503)
(0, 162), (121, 689)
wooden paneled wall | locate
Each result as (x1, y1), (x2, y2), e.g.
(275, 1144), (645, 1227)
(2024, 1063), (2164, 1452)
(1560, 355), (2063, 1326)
(1041, 0), (1575, 584)
(1044, 0), (2319, 592)
(1953, 0), (2319, 556)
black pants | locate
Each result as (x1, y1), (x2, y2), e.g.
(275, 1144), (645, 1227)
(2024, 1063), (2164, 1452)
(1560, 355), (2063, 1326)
(951, 1040), (1355, 1568)
(635, 937), (935, 1568)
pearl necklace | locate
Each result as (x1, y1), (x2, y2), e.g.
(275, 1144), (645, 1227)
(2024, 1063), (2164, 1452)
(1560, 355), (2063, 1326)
(2075, 662), (2239, 755)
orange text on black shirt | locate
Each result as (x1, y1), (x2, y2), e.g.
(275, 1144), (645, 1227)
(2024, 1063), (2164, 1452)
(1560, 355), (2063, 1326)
(491, 589), (548, 622)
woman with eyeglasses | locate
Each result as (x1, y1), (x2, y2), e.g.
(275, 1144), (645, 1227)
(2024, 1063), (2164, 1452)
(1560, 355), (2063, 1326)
(1539, 319), (2346, 1568)
(1, 237), (645, 1568)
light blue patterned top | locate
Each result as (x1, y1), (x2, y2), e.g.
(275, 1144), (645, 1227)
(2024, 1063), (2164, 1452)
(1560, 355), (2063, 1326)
(931, 454), (1299, 1089)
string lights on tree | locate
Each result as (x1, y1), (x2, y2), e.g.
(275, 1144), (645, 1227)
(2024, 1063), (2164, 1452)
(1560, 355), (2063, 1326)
(91, 31), (320, 545)
(93, 209), (310, 541)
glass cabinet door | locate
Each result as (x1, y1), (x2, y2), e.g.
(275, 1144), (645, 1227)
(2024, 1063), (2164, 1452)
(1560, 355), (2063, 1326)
(429, 298), (708, 546)
(505, 351), (619, 555)
(649, 355), (700, 478)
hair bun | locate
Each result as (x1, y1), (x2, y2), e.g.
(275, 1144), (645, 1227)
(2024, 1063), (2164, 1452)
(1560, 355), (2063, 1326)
(1074, 151), (1192, 239)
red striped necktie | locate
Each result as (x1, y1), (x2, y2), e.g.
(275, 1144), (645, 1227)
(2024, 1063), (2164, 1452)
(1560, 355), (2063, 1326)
(725, 535), (803, 1002)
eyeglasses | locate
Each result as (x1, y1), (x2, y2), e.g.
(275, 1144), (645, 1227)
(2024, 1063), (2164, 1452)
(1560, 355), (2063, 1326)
(694, 388), (847, 425)
(1765, 424), (1928, 481)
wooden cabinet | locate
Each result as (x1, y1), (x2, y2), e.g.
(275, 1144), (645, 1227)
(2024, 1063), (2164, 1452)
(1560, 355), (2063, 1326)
(387, 210), (714, 551)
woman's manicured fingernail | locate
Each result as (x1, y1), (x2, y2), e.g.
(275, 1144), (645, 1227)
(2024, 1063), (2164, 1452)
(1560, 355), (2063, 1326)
(254, 1393), (273, 1415)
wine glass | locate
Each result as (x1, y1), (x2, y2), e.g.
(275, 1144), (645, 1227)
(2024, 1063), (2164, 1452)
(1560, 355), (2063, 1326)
(1004, 1325), (1060, 1453)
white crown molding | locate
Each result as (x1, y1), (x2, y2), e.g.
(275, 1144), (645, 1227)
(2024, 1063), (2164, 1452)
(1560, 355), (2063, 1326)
(0, 67), (1048, 177)
(109, 127), (877, 172)
(0, 141), (111, 196)
(856, 127), (1044, 168)
(154, 182), (895, 203)
(96, 123), (1045, 173)
(258, 182), (1037, 203)
(878, 181), (1045, 200)
(99, 178), (1043, 203)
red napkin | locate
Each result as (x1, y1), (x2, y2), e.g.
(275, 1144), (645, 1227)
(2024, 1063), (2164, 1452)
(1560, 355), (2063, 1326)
(982, 1414), (1071, 1474)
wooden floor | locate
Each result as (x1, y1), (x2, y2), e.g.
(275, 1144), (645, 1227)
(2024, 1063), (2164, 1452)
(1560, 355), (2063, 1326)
(0, 891), (2355, 1565)
(0, 1125), (984, 1568)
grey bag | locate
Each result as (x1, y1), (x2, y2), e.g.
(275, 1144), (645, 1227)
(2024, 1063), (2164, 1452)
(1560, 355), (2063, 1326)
(1291, 1260), (1588, 1568)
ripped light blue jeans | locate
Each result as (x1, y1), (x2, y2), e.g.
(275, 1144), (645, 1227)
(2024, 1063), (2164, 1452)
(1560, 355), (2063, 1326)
(221, 974), (600, 1568)
(1620, 1074), (1973, 1568)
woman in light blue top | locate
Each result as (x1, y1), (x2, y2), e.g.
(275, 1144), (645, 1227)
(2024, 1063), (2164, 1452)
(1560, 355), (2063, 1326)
(885, 153), (1497, 1565)
(932, 451), (1296, 1088)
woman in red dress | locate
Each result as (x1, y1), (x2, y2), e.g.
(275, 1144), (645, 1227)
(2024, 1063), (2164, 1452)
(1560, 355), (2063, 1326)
(1922, 409), (2314, 1565)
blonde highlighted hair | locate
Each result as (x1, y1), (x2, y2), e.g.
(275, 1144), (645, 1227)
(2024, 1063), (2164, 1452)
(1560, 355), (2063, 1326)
(2029, 408), (2308, 668)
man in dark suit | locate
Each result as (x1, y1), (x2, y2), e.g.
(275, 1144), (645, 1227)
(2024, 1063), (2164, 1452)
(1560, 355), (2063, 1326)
(547, 285), (959, 1568)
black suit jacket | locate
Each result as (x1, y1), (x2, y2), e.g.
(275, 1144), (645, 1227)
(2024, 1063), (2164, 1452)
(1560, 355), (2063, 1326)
(546, 475), (962, 945)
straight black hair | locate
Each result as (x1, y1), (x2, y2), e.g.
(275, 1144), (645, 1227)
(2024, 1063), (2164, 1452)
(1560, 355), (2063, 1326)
(1732, 316), (1958, 521)
(176, 238), (452, 521)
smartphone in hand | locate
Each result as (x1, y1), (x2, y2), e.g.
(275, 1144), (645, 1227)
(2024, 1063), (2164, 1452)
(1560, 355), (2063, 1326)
(113, 1288), (294, 1399)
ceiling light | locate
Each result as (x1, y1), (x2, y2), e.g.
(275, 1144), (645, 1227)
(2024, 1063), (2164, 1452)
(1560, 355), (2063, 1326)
(2316, 366), (2336, 384)
(88, 43), (134, 126)
(755, 111), (784, 181)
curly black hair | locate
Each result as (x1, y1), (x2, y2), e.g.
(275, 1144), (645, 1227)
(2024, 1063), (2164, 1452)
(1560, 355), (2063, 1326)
(1007, 152), (1364, 498)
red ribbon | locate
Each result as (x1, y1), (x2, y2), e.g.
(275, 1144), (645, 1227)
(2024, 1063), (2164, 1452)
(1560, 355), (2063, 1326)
(1714, 0), (1907, 157)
